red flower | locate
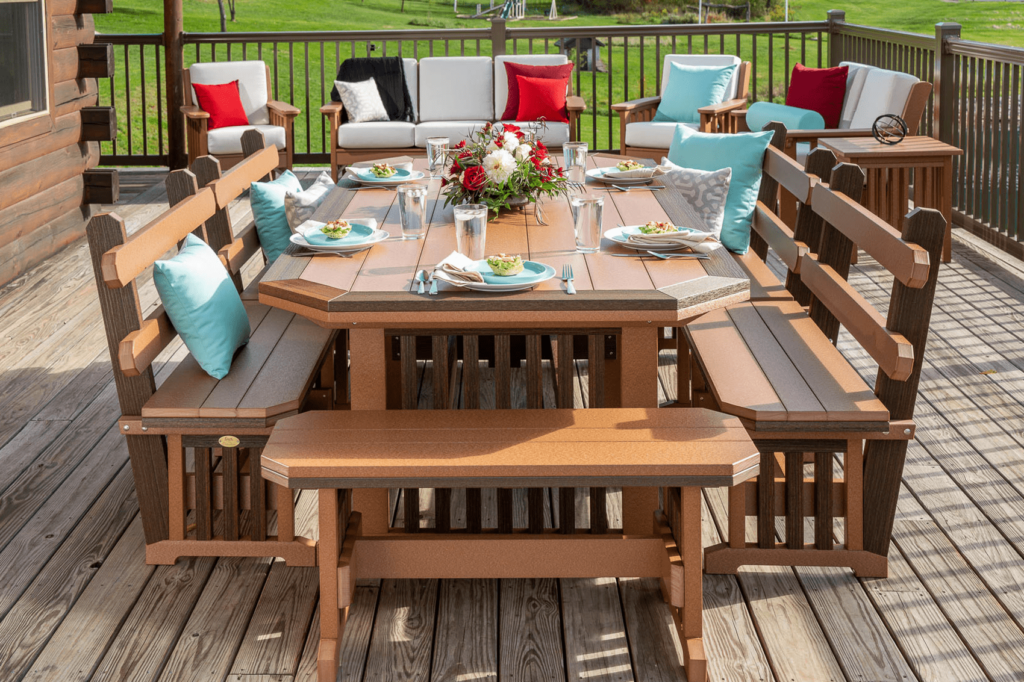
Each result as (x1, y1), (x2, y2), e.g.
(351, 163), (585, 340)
(531, 156), (544, 170)
(503, 123), (525, 140)
(534, 141), (549, 159)
(440, 176), (448, 186)
(461, 165), (487, 192)
(454, 140), (467, 149)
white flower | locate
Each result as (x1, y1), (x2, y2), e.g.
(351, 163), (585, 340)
(514, 144), (532, 161)
(501, 132), (520, 152)
(485, 140), (500, 153)
(482, 149), (517, 185)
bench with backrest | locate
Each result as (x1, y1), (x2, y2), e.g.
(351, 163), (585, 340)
(87, 140), (341, 566)
(682, 141), (946, 578)
(260, 407), (760, 682)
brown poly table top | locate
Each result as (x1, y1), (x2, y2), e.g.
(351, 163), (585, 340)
(257, 156), (751, 328)
(819, 136), (963, 162)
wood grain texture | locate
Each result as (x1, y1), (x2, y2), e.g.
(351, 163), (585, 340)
(431, 580), (498, 682)
(499, 578), (565, 682)
(561, 578), (633, 682)
(363, 579), (438, 682)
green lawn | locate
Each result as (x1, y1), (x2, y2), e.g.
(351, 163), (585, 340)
(92, 0), (1024, 160)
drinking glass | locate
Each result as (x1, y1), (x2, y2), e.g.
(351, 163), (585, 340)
(571, 194), (603, 254)
(562, 141), (588, 183)
(453, 204), (488, 260)
(426, 136), (449, 176)
(397, 185), (429, 240)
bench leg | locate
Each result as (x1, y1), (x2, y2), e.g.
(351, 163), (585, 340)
(679, 486), (707, 681)
(318, 489), (351, 682)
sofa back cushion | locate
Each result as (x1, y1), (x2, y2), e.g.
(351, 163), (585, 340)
(419, 57), (493, 121)
(189, 61), (270, 125)
(660, 54), (741, 100)
(403, 58), (419, 122)
(494, 54), (570, 119)
(839, 61), (920, 129)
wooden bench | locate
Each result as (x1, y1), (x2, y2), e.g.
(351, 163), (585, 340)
(87, 137), (342, 566)
(683, 140), (946, 578)
(260, 408), (760, 682)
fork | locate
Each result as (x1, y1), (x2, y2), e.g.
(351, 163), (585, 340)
(612, 184), (663, 192)
(562, 264), (576, 295)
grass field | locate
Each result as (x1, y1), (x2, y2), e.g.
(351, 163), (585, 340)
(92, 0), (1024, 160)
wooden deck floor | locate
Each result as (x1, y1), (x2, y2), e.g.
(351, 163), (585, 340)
(3, 169), (1024, 682)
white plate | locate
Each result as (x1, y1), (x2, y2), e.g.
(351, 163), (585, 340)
(350, 167), (426, 186)
(289, 228), (389, 253)
(586, 167), (654, 186)
(603, 225), (700, 252)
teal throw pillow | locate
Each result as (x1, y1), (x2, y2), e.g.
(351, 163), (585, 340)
(745, 101), (825, 133)
(653, 62), (737, 125)
(153, 234), (251, 380)
(667, 125), (774, 254)
(251, 169), (303, 262)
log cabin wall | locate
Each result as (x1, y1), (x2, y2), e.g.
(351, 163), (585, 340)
(0, 0), (117, 288)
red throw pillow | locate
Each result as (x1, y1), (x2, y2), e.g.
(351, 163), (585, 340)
(786, 63), (848, 128)
(502, 62), (573, 120)
(192, 80), (249, 130)
(516, 75), (569, 124)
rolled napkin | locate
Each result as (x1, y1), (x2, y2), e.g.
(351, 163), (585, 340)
(294, 218), (378, 245)
(626, 228), (720, 253)
(433, 250), (485, 284)
(602, 164), (674, 180)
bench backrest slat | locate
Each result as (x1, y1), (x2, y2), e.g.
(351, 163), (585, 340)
(752, 202), (805, 274)
(209, 144), (279, 208)
(784, 147), (838, 305)
(764, 147), (815, 204)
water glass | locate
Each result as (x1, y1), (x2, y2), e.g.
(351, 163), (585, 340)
(453, 204), (488, 260)
(571, 194), (603, 254)
(562, 141), (588, 183)
(426, 136), (449, 176)
(398, 185), (429, 240)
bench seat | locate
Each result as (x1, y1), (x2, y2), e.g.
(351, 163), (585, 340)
(141, 302), (335, 428)
(685, 300), (889, 428)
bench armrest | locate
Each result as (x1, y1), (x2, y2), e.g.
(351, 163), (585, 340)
(268, 100), (300, 118)
(566, 95), (586, 112)
(611, 96), (661, 113)
(181, 105), (209, 120)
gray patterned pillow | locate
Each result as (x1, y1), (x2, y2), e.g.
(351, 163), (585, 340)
(660, 158), (732, 238)
(285, 171), (335, 231)
(333, 78), (389, 124)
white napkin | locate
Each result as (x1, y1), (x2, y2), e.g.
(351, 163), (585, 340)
(294, 218), (378, 245)
(626, 228), (720, 253)
(345, 160), (414, 181)
(603, 164), (673, 180)
(433, 251), (485, 284)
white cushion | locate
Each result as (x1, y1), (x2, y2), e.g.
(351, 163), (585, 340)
(499, 120), (570, 146)
(285, 172), (334, 230)
(414, 121), (489, 147)
(402, 58), (419, 122)
(207, 124), (286, 155)
(850, 70), (899, 129)
(494, 54), (570, 119)
(838, 62), (871, 128)
(625, 121), (697, 150)
(795, 141), (811, 166)
(839, 61), (920, 129)
(189, 61), (270, 125)
(418, 57), (493, 121)
(660, 55), (742, 101)
(337, 121), (415, 149)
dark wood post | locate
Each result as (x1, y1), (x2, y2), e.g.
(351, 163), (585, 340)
(490, 18), (506, 58)
(165, 0), (186, 169)
(934, 23), (962, 144)
(827, 10), (845, 68)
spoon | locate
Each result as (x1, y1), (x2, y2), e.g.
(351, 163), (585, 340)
(415, 269), (426, 294)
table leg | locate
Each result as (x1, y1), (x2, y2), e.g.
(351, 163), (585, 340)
(318, 489), (345, 682)
(675, 330), (691, 408)
(941, 158), (953, 263)
(349, 328), (392, 535)
(680, 486), (706, 681)
(620, 326), (660, 535)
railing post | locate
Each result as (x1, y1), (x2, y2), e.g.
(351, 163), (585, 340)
(934, 22), (961, 144)
(827, 10), (845, 67)
(164, 0), (186, 169)
(490, 18), (506, 57)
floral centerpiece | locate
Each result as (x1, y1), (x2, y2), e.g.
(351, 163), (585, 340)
(441, 123), (574, 218)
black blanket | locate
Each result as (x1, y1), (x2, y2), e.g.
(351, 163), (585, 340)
(330, 57), (414, 124)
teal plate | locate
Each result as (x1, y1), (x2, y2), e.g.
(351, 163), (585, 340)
(467, 260), (556, 286)
(355, 167), (412, 183)
(302, 223), (375, 247)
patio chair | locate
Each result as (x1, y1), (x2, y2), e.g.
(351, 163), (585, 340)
(182, 60), (299, 171)
(611, 54), (751, 159)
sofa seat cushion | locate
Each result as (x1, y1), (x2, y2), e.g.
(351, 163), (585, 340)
(418, 57), (494, 121)
(208, 124), (287, 155)
(625, 121), (697, 150)
(189, 60), (270, 125)
(414, 121), (489, 147)
(499, 121), (570, 146)
(337, 121), (416, 149)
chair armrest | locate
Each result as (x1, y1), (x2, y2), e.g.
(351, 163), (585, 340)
(787, 128), (872, 142)
(268, 100), (300, 118)
(181, 105), (210, 120)
(697, 98), (748, 116)
(611, 96), (661, 113)
(566, 96), (586, 112)
(320, 101), (344, 117)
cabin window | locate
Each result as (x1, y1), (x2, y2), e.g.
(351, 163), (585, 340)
(0, 0), (48, 125)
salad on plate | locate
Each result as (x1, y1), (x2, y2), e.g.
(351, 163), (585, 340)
(638, 220), (679, 235)
(371, 163), (398, 178)
(615, 159), (645, 172)
(486, 253), (524, 276)
(321, 219), (352, 239)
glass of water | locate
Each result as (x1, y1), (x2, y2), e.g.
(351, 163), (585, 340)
(453, 204), (488, 260)
(571, 194), (603, 254)
(562, 141), (588, 183)
(397, 185), (429, 240)
(426, 136), (449, 176)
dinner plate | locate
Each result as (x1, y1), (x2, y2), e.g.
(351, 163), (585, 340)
(290, 224), (389, 252)
(351, 167), (425, 185)
(586, 167), (654, 186)
(603, 225), (699, 251)
(442, 260), (556, 292)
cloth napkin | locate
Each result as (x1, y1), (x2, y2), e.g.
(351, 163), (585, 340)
(602, 164), (674, 180)
(345, 159), (414, 181)
(294, 218), (378, 245)
(626, 228), (720, 253)
(433, 251), (485, 284)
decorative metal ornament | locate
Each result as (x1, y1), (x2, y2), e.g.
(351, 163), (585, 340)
(872, 114), (908, 145)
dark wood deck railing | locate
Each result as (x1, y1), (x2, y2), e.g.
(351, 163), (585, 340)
(93, 11), (1024, 255)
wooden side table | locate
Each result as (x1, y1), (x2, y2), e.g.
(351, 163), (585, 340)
(819, 136), (963, 262)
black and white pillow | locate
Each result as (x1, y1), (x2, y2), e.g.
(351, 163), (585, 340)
(661, 158), (732, 238)
(333, 78), (390, 124)
(285, 172), (335, 231)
